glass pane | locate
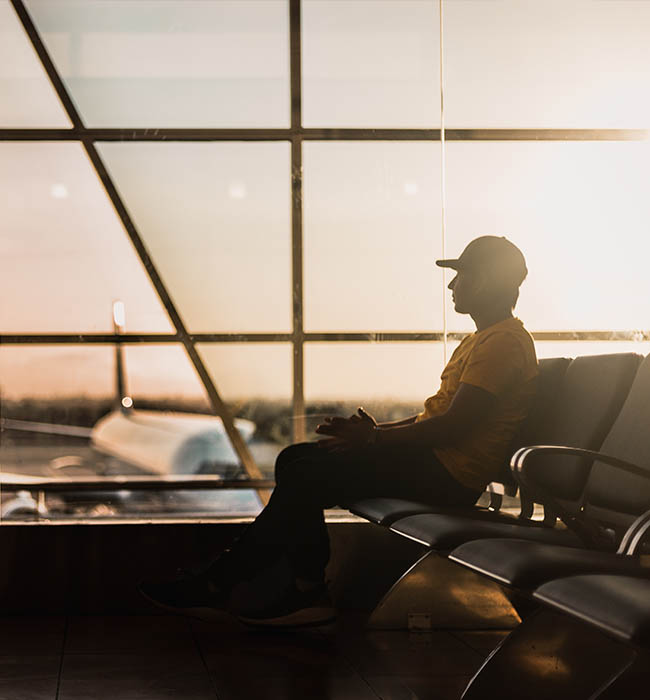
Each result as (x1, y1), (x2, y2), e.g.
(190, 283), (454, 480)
(197, 343), (292, 402)
(304, 142), (443, 332)
(305, 341), (445, 402)
(0, 142), (173, 333)
(445, 141), (650, 333)
(0, 343), (263, 521)
(302, 0), (440, 127)
(0, 345), (114, 403)
(25, 0), (290, 127)
(305, 341), (448, 439)
(0, 0), (70, 127)
(122, 344), (206, 401)
(445, 0), (650, 128)
(197, 343), (293, 470)
(98, 142), (292, 333)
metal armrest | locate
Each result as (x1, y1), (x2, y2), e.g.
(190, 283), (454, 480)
(619, 507), (650, 555)
(510, 445), (650, 484)
(510, 445), (650, 549)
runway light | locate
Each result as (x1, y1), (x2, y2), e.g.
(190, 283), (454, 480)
(50, 183), (68, 199)
(403, 182), (419, 196)
(113, 300), (126, 329)
(228, 182), (247, 199)
(121, 396), (133, 409)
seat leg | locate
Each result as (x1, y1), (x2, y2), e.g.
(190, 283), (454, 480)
(461, 609), (637, 700)
(367, 550), (520, 630)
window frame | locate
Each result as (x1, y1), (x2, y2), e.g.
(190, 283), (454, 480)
(2, 0), (649, 488)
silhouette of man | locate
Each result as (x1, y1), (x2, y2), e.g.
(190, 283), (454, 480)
(141, 236), (538, 627)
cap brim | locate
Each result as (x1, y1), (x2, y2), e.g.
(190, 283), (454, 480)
(435, 259), (461, 270)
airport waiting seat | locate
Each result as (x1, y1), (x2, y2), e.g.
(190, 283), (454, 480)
(387, 352), (642, 552)
(534, 574), (650, 648)
(448, 352), (650, 590)
(458, 572), (650, 699)
(347, 356), (572, 528)
(454, 467), (650, 699)
(447, 357), (650, 700)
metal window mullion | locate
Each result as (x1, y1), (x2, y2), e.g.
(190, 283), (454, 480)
(2, 129), (649, 142)
(290, 0), (306, 443)
(3, 331), (650, 344)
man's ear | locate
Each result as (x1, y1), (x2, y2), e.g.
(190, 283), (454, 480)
(472, 270), (489, 293)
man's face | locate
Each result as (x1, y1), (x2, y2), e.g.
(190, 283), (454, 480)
(448, 268), (482, 314)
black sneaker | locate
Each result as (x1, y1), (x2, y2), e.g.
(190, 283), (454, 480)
(236, 583), (336, 628)
(138, 568), (231, 622)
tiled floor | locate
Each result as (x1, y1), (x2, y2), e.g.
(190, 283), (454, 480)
(0, 613), (508, 700)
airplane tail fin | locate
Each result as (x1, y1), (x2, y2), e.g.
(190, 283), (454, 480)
(112, 301), (133, 413)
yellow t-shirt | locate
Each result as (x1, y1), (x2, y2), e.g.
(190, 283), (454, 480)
(417, 317), (538, 491)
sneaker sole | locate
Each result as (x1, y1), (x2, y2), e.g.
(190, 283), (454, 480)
(138, 588), (230, 623)
(237, 606), (337, 628)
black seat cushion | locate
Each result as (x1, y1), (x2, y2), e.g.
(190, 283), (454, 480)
(534, 574), (650, 646)
(389, 513), (583, 551)
(449, 538), (650, 589)
(348, 498), (439, 526)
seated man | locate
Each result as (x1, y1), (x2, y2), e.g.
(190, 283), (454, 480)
(140, 236), (538, 627)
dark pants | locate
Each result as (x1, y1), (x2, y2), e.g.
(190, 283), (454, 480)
(227, 442), (480, 583)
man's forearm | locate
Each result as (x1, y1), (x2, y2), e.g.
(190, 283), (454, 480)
(375, 383), (496, 449)
(378, 415), (418, 429)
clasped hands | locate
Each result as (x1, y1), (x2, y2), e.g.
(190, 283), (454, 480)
(315, 407), (377, 451)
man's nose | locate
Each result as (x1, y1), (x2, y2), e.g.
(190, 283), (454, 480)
(448, 276), (457, 290)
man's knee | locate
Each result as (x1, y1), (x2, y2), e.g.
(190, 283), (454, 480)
(274, 442), (319, 482)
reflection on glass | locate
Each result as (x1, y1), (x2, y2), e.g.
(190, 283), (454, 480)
(445, 0), (650, 128)
(445, 141), (650, 332)
(99, 142), (292, 333)
(25, 0), (289, 127)
(0, 142), (172, 333)
(302, 0), (440, 127)
(0, 0), (71, 127)
(304, 142), (443, 332)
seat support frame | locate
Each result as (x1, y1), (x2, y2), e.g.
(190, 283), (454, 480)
(367, 549), (520, 630)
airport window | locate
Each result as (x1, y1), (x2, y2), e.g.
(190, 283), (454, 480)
(2, 0), (649, 523)
(303, 141), (443, 333)
(23, 0), (291, 128)
(0, 141), (173, 333)
(444, 0), (650, 128)
(304, 342), (448, 427)
(97, 141), (293, 333)
(0, 0), (70, 127)
(301, 0), (441, 127)
(444, 141), (650, 333)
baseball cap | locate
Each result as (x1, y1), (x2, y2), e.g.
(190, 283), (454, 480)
(436, 236), (528, 288)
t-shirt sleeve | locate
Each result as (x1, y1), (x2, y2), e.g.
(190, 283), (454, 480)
(459, 332), (526, 399)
